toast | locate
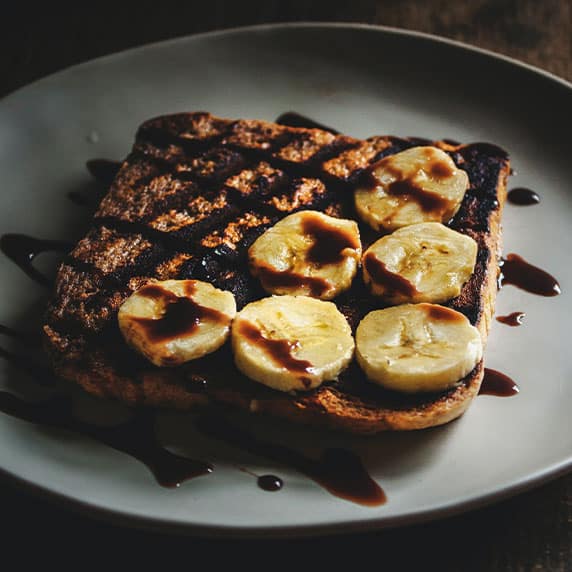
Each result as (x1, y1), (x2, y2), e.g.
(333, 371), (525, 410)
(43, 112), (510, 434)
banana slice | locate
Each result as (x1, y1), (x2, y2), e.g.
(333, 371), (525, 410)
(232, 295), (354, 392)
(362, 222), (478, 304)
(248, 210), (361, 300)
(354, 146), (469, 232)
(118, 279), (236, 367)
(356, 303), (482, 393)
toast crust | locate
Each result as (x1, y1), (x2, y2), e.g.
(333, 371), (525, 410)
(43, 113), (510, 433)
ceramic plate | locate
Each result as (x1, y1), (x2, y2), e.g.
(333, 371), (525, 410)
(0, 23), (570, 537)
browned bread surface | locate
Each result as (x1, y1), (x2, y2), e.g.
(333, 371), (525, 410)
(43, 112), (510, 433)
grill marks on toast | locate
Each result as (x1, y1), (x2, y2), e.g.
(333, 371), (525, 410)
(70, 226), (163, 281)
(45, 114), (380, 337)
(45, 113), (509, 424)
(96, 166), (197, 223)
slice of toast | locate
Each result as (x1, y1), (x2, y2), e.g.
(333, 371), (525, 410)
(43, 112), (510, 434)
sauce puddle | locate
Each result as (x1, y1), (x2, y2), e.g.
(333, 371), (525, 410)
(507, 188), (540, 206)
(257, 475), (283, 492)
(496, 311), (526, 327)
(479, 369), (519, 397)
(500, 253), (560, 297)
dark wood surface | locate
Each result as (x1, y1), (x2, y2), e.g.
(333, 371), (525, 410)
(1, 2), (571, 570)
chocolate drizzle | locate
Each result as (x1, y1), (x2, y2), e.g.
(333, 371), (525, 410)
(0, 324), (41, 347)
(255, 265), (331, 297)
(275, 112), (340, 135)
(425, 304), (465, 323)
(496, 311), (526, 327)
(363, 252), (418, 298)
(0, 234), (72, 287)
(197, 414), (386, 506)
(364, 150), (455, 215)
(0, 347), (56, 387)
(131, 282), (229, 344)
(257, 474), (283, 492)
(68, 159), (121, 206)
(428, 160), (455, 178)
(500, 253), (560, 297)
(507, 188), (540, 206)
(254, 212), (359, 296)
(479, 369), (519, 397)
(302, 212), (360, 265)
(0, 323), (53, 385)
(85, 159), (122, 186)
(0, 115), (551, 507)
(386, 179), (450, 213)
(0, 391), (212, 487)
(236, 321), (313, 382)
(67, 191), (93, 207)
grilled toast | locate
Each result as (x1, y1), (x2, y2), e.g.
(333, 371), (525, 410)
(43, 112), (510, 434)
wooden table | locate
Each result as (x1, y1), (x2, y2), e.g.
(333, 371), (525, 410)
(1, 2), (570, 569)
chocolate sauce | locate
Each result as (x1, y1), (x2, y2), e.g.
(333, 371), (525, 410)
(365, 150), (454, 214)
(425, 304), (465, 323)
(363, 252), (418, 298)
(500, 253), (560, 297)
(254, 213), (359, 296)
(0, 324), (41, 347)
(275, 112), (340, 135)
(0, 346), (56, 387)
(257, 474), (283, 492)
(67, 190), (100, 207)
(256, 265), (331, 297)
(197, 415), (386, 506)
(68, 159), (121, 206)
(302, 213), (360, 265)
(0, 390), (212, 487)
(507, 188), (540, 206)
(479, 369), (519, 397)
(132, 282), (229, 344)
(86, 159), (121, 186)
(237, 321), (313, 383)
(428, 160), (455, 178)
(385, 179), (451, 213)
(67, 191), (89, 206)
(496, 311), (526, 327)
(0, 323), (58, 386)
(0, 234), (72, 287)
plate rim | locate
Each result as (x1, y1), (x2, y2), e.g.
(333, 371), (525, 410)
(1, 21), (570, 105)
(2, 456), (572, 539)
(1, 21), (571, 538)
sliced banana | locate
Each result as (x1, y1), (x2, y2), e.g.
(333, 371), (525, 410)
(362, 222), (478, 304)
(356, 303), (482, 393)
(354, 146), (469, 232)
(118, 279), (236, 367)
(232, 295), (354, 392)
(248, 210), (361, 300)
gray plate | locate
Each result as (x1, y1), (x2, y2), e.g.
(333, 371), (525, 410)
(0, 23), (571, 538)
